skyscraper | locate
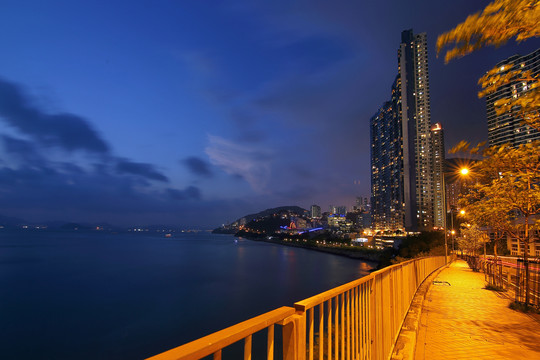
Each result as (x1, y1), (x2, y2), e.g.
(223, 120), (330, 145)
(486, 48), (540, 147)
(370, 30), (444, 232)
(370, 79), (404, 231)
(310, 204), (321, 219)
(431, 123), (445, 229)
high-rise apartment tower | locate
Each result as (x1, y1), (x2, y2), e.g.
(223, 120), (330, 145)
(486, 48), (540, 147)
(370, 30), (445, 232)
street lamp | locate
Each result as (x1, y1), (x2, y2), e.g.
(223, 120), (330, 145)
(444, 166), (471, 264)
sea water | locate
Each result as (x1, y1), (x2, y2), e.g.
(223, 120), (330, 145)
(0, 230), (374, 359)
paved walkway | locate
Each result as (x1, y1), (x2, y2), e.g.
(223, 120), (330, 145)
(414, 260), (540, 359)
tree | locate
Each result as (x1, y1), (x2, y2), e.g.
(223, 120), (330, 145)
(437, 0), (540, 64)
(439, 2), (540, 304)
(438, 0), (540, 132)
(457, 142), (540, 303)
(458, 223), (487, 256)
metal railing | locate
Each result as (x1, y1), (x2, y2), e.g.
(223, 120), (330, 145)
(473, 255), (540, 307)
(147, 256), (447, 360)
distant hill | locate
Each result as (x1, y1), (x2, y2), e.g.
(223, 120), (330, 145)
(240, 206), (308, 222)
(0, 214), (26, 228)
(213, 206), (307, 234)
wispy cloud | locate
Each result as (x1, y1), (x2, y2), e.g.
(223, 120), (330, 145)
(182, 156), (213, 178)
(115, 158), (169, 183)
(0, 78), (109, 154)
(205, 135), (272, 193)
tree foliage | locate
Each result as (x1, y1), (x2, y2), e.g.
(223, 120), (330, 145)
(458, 142), (540, 241)
(458, 223), (489, 255)
(479, 63), (540, 131)
(437, 0), (540, 64)
(438, 0), (540, 132)
(440, 0), (540, 305)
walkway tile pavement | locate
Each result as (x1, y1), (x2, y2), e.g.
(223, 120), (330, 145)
(415, 260), (540, 359)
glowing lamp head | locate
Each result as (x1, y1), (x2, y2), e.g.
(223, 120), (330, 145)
(460, 210), (465, 215)
(460, 168), (469, 176)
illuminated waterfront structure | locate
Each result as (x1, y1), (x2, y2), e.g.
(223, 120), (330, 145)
(486, 48), (540, 147)
(371, 30), (444, 232)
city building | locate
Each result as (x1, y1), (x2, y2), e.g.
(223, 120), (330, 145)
(506, 216), (540, 257)
(486, 48), (540, 147)
(310, 204), (321, 219)
(353, 196), (371, 212)
(371, 29), (445, 232)
(431, 123), (445, 229)
(370, 93), (404, 231)
(329, 205), (347, 216)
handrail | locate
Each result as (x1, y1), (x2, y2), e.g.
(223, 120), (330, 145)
(294, 257), (424, 311)
(294, 274), (372, 312)
(146, 306), (295, 360)
(147, 256), (448, 360)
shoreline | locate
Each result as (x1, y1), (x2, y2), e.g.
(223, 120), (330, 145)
(238, 235), (382, 265)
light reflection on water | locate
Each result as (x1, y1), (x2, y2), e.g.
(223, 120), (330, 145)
(0, 230), (375, 359)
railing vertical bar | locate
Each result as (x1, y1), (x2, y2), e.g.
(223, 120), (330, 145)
(359, 284), (363, 360)
(354, 286), (360, 359)
(319, 302), (324, 360)
(341, 292), (345, 360)
(309, 308), (314, 360)
(367, 281), (371, 360)
(213, 350), (222, 360)
(390, 269), (395, 345)
(267, 324), (274, 360)
(347, 289), (351, 360)
(335, 294), (339, 360)
(353, 286), (357, 359)
(351, 289), (354, 360)
(244, 335), (252, 360)
(327, 299), (332, 360)
(362, 282), (367, 360)
(371, 276), (378, 360)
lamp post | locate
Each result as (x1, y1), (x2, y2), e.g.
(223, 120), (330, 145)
(455, 168), (470, 255)
(444, 166), (470, 264)
(443, 173), (448, 264)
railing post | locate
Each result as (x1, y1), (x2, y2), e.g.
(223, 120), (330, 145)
(280, 313), (306, 360)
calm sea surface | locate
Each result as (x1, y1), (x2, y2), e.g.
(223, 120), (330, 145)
(0, 230), (374, 359)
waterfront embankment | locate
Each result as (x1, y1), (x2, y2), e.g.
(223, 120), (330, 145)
(241, 235), (382, 263)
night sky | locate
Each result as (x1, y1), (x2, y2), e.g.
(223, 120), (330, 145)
(1, 1), (538, 228)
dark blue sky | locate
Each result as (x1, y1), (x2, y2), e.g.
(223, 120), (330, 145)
(0, 1), (538, 227)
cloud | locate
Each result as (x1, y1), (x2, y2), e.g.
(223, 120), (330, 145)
(0, 77), (109, 154)
(115, 158), (169, 182)
(182, 156), (213, 178)
(0, 160), (213, 226)
(205, 135), (272, 192)
(2, 135), (45, 164)
(166, 186), (201, 200)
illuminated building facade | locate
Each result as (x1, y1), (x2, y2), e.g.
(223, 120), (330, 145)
(310, 204), (321, 219)
(371, 79), (404, 231)
(371, 30), (443, 232)
(486, 48), (540, 147)
(431, 123), (445, 229)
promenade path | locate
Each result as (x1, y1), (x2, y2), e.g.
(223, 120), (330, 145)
(414, 260), (540, 359)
